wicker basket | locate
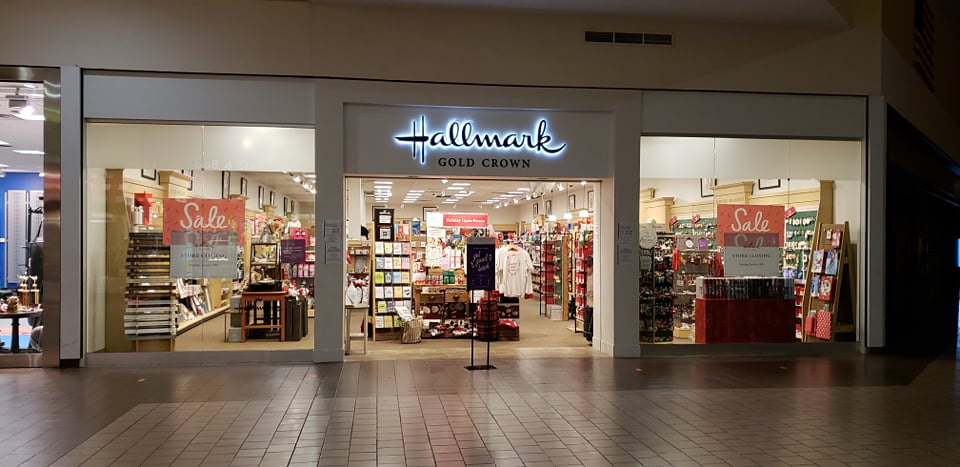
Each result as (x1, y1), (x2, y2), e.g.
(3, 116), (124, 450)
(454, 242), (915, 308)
(401, 317), (423, 344)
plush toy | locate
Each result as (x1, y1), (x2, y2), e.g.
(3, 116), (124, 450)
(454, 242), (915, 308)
(6, 296), (20, 313)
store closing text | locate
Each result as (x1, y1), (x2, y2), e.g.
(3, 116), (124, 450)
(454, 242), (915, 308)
(436, 157), (532, 169)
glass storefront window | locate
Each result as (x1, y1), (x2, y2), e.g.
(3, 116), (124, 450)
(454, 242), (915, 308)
(638, 136), (862, 345)
(84, 123), (314, 353)
(0, 81), (45, 355)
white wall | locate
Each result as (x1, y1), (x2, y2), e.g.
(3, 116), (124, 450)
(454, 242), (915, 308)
(640, 178), (821, 207)
(1, 1), (880, 96)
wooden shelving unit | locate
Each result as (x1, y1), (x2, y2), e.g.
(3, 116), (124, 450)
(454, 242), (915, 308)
(124, 232), (177, 351)
(801, 221), (855, 342)
(372, 240), (412, 340)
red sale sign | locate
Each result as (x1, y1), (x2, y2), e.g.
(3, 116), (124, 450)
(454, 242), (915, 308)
(163, 199), (245, 245)
(442, 213), (489, 227)
(717, 204), (784, 247)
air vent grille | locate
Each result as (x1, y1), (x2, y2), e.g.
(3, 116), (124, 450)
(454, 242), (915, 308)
(584, 31), (614, 43)
(585, 30), (673, 46)
(643, 33), (673, 46)
(613, 32), (644, 44)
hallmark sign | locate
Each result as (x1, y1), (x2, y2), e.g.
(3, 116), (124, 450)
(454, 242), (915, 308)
(345, 104), (613, 178)
(395, 116), (566, 167)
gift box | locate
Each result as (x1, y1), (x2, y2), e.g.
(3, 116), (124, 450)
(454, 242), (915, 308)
(804, 312), (817, 336)
(815, 311), (833, 340)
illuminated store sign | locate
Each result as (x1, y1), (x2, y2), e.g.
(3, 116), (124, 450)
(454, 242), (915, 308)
(394, 115), (567, 168)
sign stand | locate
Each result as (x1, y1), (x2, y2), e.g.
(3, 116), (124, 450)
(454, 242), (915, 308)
(464, 237), (497, 371)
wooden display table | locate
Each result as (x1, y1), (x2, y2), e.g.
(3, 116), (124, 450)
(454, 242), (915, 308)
(240, 291), (286, 342)
(694, 298), (795, 343)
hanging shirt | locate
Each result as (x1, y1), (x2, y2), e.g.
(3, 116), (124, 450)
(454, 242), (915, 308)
(496, 247), (533, 297)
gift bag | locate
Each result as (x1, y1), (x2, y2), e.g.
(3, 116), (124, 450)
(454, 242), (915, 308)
(401, 316), (422, 344)
(815, 311), (833, 340)
(803, 312), (817, 336)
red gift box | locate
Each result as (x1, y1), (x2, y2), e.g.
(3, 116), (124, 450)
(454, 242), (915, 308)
(815, 311), (833, 340)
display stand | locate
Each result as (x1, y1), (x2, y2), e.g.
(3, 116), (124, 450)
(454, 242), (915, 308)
(801, 221), (854, 342)
(639, 232), (675, 343)
(465, 237), (496, 371)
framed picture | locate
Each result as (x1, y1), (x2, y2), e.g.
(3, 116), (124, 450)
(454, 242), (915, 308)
(257, 186), (265, 210)
(758, 179), (781, 190)
(545, 199), (553, 215)
(586, 190), (595, 211)
(240, 177), (248, 196)
(181, 169), (194, 191)
(269, 191), (276, 206)
(700, 178), (717, 198)
(533, 203), (539, 217)
(283, 197), (289, 214)
(568, 194), (576, 210)
(221, 171), (231, 199)
(141, 169), (157, 181)
(422, 206), (438, 220)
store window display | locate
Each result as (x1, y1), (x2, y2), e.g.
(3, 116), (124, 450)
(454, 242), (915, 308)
(639, 136), (863, 345)
(83, 123), (315, 353)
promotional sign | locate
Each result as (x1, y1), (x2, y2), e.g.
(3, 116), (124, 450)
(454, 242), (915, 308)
(466, 237), (496, 291)
(373, 207), (395, 241)
(280, 239), (307, 264)
(169, 231), (238, 278)
(163, 199), (244, 245)
(723, 246), (780, 277)
(717, 204), (784, 247)
(638, 223), (664, 249)
(442, 213), (489, 228)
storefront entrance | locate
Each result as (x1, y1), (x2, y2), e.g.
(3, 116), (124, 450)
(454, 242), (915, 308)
(342, 176), (600, 359)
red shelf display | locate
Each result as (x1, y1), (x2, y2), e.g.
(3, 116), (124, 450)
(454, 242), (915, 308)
(694, 298), (795, 343)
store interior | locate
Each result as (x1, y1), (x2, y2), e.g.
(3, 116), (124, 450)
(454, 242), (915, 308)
(342, 177), (599, 359)
(0, 81), (45, 354)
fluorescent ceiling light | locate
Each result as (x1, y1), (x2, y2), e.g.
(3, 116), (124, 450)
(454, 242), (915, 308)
(13, 150), (44, 155)
(0, 140), (9, 147)
(508, 191), (523, 195)
(450, 182), (470, 187)
(516, 187), (530, 191)
(305, 174), (316, 179)
(373, 180), (393, 185)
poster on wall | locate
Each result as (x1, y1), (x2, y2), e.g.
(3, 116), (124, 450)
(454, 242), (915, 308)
(466, 237), (496, 291)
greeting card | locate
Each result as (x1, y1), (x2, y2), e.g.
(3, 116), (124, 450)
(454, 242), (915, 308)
(824, 251), (838, 276)
(810, 250), (825, 274)
(830, 229), (843, 249)
(819, 276), (835, 301)
(809, 275), (821, 297)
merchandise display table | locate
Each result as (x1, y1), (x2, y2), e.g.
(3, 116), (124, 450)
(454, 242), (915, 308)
(694, 298), (795, 343)
(0, 309), (41, 353)
(240, 291), (286, 342)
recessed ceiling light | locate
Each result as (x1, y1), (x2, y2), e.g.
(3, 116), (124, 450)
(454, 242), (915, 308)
(581, 180), (587, 185)
(13, 150), (44, 155)
(0, 140), (9, 147)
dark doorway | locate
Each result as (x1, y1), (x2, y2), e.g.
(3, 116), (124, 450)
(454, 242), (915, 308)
(885, 109), (960, 356)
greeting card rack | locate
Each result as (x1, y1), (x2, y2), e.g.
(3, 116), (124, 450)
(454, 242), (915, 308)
(801, 221), (854, 342)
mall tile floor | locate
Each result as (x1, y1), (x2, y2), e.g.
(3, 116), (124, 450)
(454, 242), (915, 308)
(2, 351), (959, 466)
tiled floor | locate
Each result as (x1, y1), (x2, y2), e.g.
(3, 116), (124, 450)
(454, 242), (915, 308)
(1, 351), (959, 466)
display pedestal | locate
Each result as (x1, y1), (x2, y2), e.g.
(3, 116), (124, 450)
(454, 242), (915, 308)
(694, 298), (795, 343)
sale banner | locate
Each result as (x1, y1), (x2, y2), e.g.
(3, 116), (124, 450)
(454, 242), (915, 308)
(442, 213), (489, 228)
(163, 199), (245, 245)
(717, 204), (784, 247)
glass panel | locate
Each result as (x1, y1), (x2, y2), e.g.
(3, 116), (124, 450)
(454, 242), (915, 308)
(0, 81), (45, 356)
(639, 136), (862, 345)
(84, 123), (314, 353)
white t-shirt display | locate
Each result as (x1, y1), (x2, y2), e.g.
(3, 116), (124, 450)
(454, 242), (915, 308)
(496, 245), (533, 298)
